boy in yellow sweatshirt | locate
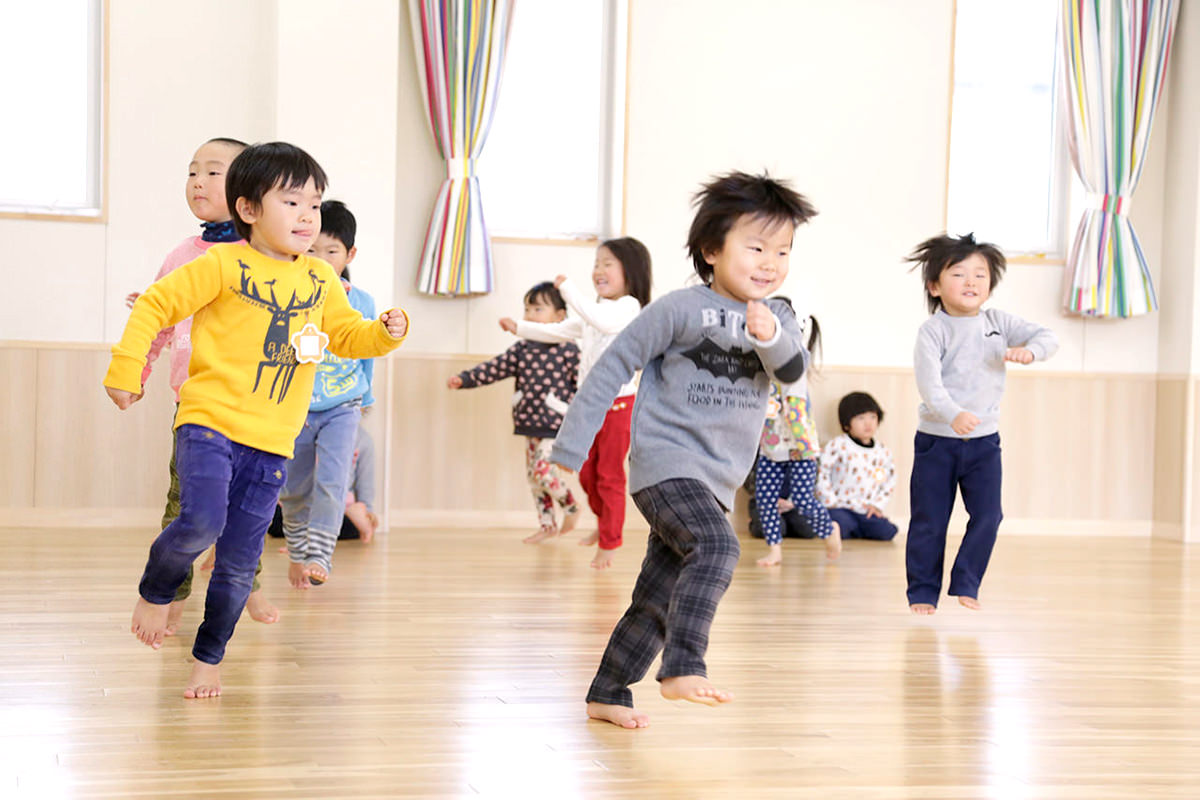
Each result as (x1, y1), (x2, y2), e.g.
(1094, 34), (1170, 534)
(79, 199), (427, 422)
(104, 142), (409, 699)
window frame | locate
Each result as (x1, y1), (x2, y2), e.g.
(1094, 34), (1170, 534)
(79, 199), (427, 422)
(943, 0), (1070, 264)
(0, 0), (107, 223)
(487, 0), (628, 246)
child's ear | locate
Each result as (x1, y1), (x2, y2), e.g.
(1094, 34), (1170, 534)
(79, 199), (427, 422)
(702, 245), (720, 265)
(927, 280), (941, 298)
(553, 308), (566, 322)
(345, 245), (358, 266)
(235, 197), (259, 225)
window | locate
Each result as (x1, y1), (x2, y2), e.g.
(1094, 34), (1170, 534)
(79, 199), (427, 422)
(946, 0), (1068, 257)
(0, 0), (104, 218)
(478, 0), (625, 240)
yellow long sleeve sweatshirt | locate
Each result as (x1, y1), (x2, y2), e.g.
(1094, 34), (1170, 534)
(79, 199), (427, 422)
(105, 243), (407, 457)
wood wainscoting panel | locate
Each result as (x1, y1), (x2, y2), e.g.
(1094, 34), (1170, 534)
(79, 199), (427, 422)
(1155, 377), (1188, 536)
(0, 347), (38, 509)
(34, 347), (174, 510)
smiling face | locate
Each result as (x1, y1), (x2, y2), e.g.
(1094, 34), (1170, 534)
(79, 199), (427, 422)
(592, 245), (628, 300)
(236, 177), (323, 261)
(185, 140), (242, 223)
(930, 252), (991, 316)
(308, 232), (356, 276)
(704, 214), (794, 303)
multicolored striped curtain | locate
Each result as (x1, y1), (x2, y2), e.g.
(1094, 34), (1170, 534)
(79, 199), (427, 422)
(408, 0), (515, 296)
(1058, 0), (1178, 317)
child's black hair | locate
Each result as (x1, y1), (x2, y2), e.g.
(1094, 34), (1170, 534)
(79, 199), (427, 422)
(205, 136), (249, 150)
(320, 200), (357, 250)
(525, 281), (566, 312)
(906, 232), (1006, 314)
(838, 391), (884, 432)
(686, 171), (818, 284)
(226, 142), (328, 242)
(599, 237), (653, 307)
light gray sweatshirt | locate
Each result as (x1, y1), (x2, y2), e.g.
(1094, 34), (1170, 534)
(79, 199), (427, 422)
(914, 308), (1058, 438)
(551, 286), (807, 510)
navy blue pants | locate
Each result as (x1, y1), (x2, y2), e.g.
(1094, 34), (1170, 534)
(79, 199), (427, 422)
(138, 425), (287, 664)
(828, 508), (898, 541)
(905, 432), (1002, 607)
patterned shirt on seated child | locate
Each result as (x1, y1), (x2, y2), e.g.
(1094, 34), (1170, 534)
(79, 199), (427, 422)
(816, 391), (898, 541)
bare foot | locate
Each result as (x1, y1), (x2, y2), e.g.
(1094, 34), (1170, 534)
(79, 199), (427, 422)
(345, 501), (377, 543)
(246, 590), (280, 623)
(164, 599), (187, 636)
(577, 531), (599, 547)
(756, 543), (783, 567)
(523, 524), (558, 544)
(183, 661), (222, 699)
(586, 701), (649, 729)
(910, 603), (937, 615)
(288, 562), (311, 590)
(825, 525), (843, 560)
(363, 511), (378, 543)
(199, 546), (216, 572)
(590, 547), (617, 570)
(131, 597), (171, 649)
(560, 507), (581, 536)
(958, 596), (981, 610)
(277, 545), (288, 554)
(304, 562), (329, 585)
(660, 675), (734, 706)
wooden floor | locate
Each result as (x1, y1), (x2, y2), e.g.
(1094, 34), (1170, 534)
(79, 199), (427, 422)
(3, 526), (1200, 798)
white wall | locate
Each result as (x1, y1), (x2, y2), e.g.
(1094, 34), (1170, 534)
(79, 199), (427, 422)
(0, 0), (1194, 377)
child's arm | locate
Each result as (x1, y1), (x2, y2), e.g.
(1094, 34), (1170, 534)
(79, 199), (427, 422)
(139, 259), (183, 387)
(551, 299), (678, 471)
(995, 310), (1059, 365)
(815, 438), (839, 506)
(556, 276), (642, 334)
(747, 299), (807, 383)
(354, 290), (378, 408)
(913, 325), (968, 427)
(104, 254), (224, 401)
(321, 274), (407, 359)
(867, 445), (897, 513)
(451, 343), (521, 389)
(513, 315), (585, 344)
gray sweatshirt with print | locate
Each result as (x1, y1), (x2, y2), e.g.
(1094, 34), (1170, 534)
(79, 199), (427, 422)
(914, 308), (1058, 439)
(551, 285), (807, 510)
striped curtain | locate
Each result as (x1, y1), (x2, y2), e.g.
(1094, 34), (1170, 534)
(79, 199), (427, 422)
(409, 0), (515, 296)
(1058, 0), (1179, 318)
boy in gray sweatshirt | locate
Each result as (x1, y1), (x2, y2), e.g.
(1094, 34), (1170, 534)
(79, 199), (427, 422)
(551, 172), (814, 729)
(905, 233), (1058, 615)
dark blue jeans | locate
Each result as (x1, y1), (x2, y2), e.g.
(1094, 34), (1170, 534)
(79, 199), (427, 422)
(828, 508), (898, 541)
(905, 432), (1002, 607)
(138, 425), (286, 664)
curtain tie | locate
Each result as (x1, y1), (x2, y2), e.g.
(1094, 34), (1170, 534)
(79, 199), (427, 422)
(1087, 192), (1132, 216)
(446, 157), (476, 180)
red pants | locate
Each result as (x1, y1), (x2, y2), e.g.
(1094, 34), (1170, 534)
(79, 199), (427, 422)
(579, 394), (634, 550)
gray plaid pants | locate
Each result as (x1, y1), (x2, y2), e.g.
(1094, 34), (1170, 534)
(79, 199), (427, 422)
(586, 478), (741, 707)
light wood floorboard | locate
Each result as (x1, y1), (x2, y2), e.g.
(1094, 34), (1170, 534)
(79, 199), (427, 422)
(2, 526), (1199, 798)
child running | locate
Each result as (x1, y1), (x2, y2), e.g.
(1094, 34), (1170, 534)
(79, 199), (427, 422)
(905, 233), (1057, 614)
(450, 282), (581, 543)
(551, 171), (815, 728)
(125, 136), (279, 632)
(105, 142), (409, 698)
(816, 391), (899, 542)
(280, 200), (379, 588)
(753, 313), (842, 567)
(503, 238), (652, 569)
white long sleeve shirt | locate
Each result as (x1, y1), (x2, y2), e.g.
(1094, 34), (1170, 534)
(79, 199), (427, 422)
(816, 434), (896, 514)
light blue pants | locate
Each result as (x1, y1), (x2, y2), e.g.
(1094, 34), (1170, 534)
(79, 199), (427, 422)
(350, 422), (376, 513)
(279, 400), (362, 573)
